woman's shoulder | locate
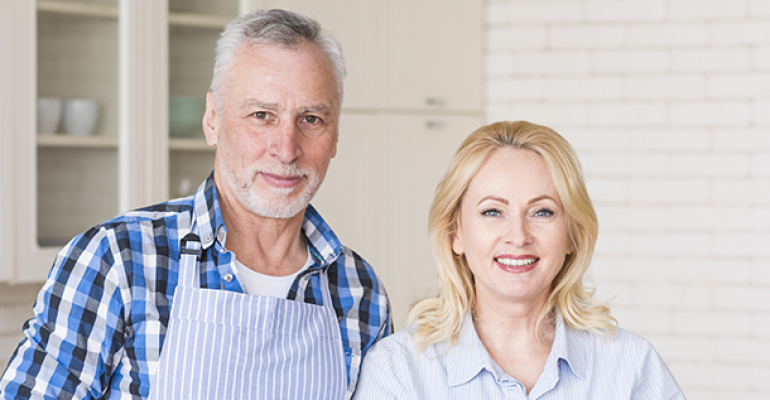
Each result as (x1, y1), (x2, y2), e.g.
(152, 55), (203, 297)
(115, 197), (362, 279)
(563, 325), (684, 398)
(563, 324), (669, 375)
(565, 323), (650, 350)
(356, 326), (440, 399)
(369, 327), (415, 356)
(368, 325), (443, 360)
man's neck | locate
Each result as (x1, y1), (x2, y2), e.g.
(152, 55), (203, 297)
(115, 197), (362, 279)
(217, 183), (309, 277)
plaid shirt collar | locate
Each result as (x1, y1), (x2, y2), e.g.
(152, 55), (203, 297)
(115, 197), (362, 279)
(191, 172), (344, 268)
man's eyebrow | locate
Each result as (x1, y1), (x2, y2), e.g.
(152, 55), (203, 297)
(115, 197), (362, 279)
(241, 101), (333, 116)
(303, 105), (332, 115)
(242, 100), (280, 111)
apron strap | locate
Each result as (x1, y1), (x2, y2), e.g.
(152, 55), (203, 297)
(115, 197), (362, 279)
(308, 244), (337, 317)
(318, 265), (338, 322)
(179, 232), (202, 289)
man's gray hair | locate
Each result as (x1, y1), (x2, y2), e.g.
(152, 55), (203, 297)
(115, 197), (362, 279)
(210, 9), (346, 105)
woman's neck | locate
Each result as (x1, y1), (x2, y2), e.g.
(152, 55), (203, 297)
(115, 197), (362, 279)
(472, 300), (556, 394)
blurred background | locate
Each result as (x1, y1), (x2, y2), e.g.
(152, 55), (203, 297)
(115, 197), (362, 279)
(1, 0), (768, 398)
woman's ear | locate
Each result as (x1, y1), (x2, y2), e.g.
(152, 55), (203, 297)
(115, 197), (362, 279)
(451, 223), (464, 256)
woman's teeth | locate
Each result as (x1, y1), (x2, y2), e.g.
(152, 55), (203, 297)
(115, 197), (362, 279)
(495, 257), (537, 266)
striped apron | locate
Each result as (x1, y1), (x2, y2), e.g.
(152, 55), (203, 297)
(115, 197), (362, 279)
(149, 232), (347, 399)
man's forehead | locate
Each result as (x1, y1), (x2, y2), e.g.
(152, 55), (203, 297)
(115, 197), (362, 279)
(224, 42), (339, 106)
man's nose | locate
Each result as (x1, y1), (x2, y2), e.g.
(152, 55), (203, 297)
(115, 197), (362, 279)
(268, 121), (303, 164)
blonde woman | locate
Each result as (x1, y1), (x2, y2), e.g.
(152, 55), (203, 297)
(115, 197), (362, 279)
(354, 121), (684, 399)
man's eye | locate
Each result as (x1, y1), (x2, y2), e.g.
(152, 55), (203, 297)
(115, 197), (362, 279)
(304, 115), (320, 124)
(253, 111), (268, 119)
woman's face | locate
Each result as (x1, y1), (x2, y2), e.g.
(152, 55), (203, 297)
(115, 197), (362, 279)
(452, 147), (572, 310)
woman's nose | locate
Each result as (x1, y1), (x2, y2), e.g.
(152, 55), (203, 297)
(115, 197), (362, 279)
(505, 217), (532, 248)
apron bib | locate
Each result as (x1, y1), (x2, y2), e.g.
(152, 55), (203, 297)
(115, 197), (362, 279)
(149, 232), (347, 399)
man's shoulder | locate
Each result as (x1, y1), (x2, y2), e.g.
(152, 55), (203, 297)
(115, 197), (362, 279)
(328, 245), (382, 287)
(62, 196), (196, 258)
(94, 196), (195, 232)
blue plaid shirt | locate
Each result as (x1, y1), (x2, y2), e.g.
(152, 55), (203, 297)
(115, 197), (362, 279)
(0, 173), (392, 399)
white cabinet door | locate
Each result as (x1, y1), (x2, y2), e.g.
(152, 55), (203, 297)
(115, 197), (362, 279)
(380, 114), (482, 328)
(264, 0), (380, 110)
(310, 113), (387, 275)
(0, 0), (28, 281)
(378, 0), (483, 112)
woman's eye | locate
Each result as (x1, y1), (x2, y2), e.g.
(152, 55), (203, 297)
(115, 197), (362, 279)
(481, 209), (501, 217)
(534, 208), (554, 218)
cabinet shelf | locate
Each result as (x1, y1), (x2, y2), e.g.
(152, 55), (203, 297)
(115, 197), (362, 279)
(37, 0), (118, 18)
(169, 137), (214, 151)
(37, 1), (229, 29)
(36, 135), (214, 152)
(168, 13), (230, 29)
(37, 134), (118, 149)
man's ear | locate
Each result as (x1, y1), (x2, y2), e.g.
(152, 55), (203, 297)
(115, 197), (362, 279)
(331, 130), (338, 159)
(203, 91), (218, 147)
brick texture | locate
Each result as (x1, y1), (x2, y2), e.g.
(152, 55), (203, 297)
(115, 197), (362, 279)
(485, 1), (770, 397)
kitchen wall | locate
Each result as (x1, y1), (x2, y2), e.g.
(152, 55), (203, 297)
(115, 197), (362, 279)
(486, 0), (770, 398)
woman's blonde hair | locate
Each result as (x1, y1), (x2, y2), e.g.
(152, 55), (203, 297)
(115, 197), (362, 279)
(408, 121), (616, 351)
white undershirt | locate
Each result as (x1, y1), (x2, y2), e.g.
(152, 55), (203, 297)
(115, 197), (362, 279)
(232, 249), (313, 298)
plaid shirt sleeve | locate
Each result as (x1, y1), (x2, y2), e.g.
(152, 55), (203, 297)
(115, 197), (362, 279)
(1, 223), (138, 399)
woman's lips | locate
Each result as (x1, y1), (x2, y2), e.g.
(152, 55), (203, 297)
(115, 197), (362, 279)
(495, 255), (539, 273)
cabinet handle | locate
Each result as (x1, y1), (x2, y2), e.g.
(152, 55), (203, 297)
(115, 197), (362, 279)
(425, 97), (446, 107)
(425, 120), (446, 130)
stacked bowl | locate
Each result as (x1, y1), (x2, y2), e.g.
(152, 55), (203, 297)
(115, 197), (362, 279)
(169, 96), (205, 137)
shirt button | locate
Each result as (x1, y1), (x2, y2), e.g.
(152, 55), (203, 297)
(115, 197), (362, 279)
(204, 235), (213, 243)
(216, 230), (225, 242)
(223, 273), (234, 282)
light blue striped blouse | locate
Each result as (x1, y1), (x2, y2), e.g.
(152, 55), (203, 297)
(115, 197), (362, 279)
(354, 313), (685, 399)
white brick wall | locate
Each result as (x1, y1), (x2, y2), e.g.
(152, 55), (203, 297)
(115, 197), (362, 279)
(485, 0), (770, 397)
(0, 283), (41, 371)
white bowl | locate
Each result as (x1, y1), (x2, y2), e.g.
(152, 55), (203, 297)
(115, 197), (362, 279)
(37, 97), (62, 135)
(62, 99), (100, 136)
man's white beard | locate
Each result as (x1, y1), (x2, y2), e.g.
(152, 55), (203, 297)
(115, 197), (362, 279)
(219, 157), (320, 219)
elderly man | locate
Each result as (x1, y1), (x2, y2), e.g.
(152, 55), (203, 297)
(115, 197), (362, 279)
(0, 9), (391, 400)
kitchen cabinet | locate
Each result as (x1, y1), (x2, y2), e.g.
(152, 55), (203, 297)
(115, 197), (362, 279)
(0, 0), (237, 283)
(261, 0), (482, 113)
(0, 0), (25, 282)
(380, 115), (482, 323)
(378, 0), (483, 112)
(263, 0), (380, 110)
(166, 1), (233, 201)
